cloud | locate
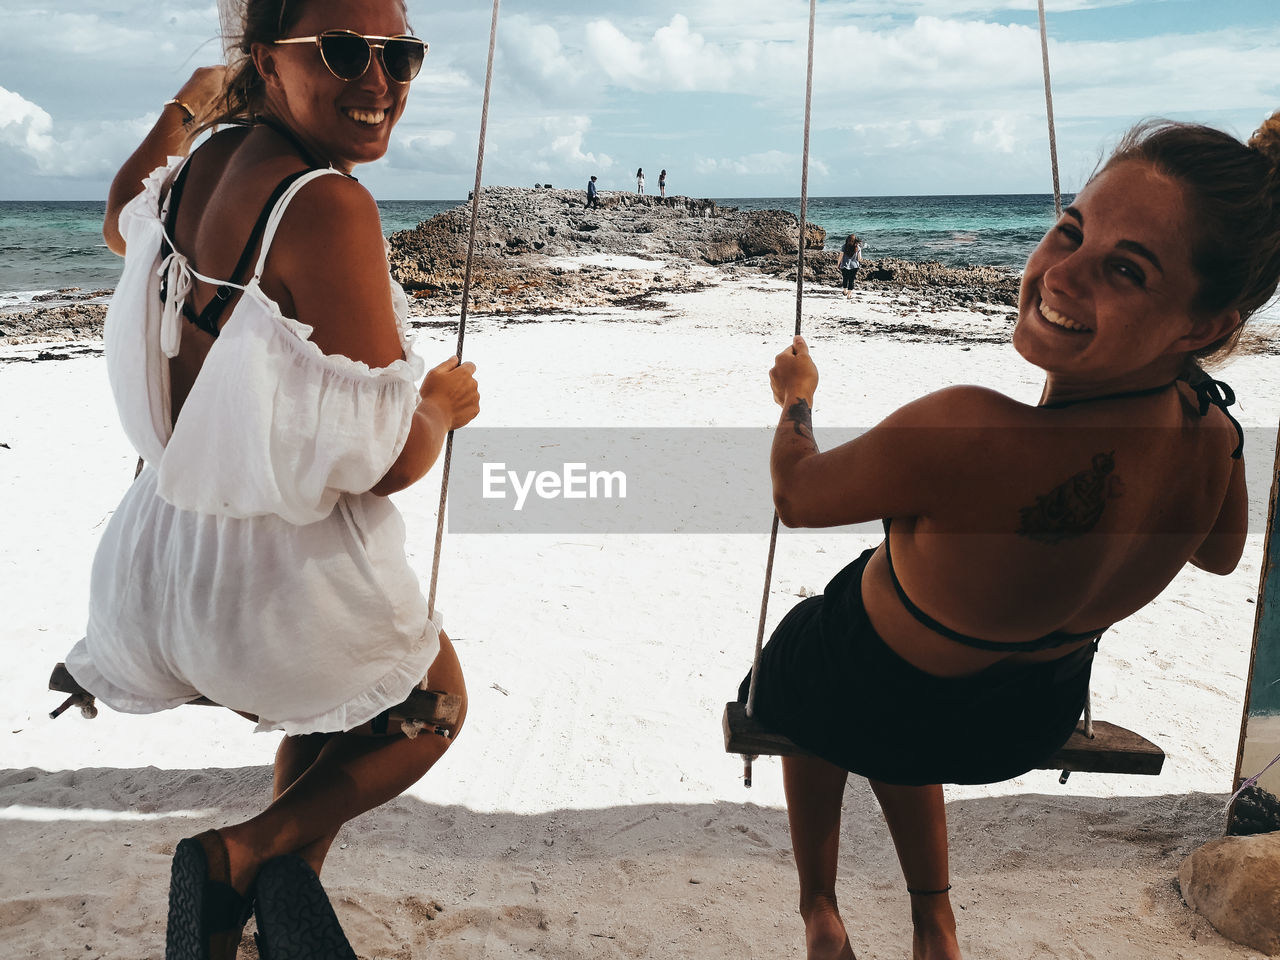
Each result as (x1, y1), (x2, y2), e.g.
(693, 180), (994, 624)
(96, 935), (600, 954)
(695, 149), (829, 178)
(0, 86), (140, 181)
(583, 20), (649, 87)
(1, 1), (1276, 199)
(971, 116), (1020, 154)
(0, 4), (210, 63)
(847, 0), (1135, 14)
(489, 115), (614, 181)
(0, 88), (55, 161)
(498, 16), (585, 98)
(384, 128), (472, 177)
(584, 15), (765, 93)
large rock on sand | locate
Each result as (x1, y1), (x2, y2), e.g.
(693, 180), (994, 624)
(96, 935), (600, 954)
(1179, 831), (1280, 954)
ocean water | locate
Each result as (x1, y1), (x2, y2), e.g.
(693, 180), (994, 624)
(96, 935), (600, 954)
(0, 194), (1061, 298)
(721, 194), (1068, 272)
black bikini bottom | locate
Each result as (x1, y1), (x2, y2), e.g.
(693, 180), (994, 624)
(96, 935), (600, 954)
(737, 548), (1095, 786)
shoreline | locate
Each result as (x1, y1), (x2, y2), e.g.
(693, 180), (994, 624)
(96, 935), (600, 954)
(0, 254), (1025, 347)
(3, 260), (1276, 361)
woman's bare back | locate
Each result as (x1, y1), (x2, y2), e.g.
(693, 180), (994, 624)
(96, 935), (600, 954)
(164, 127), (312, 426)
(858, 383), (1245, 676)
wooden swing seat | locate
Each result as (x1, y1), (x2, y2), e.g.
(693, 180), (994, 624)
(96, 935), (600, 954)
(49, 662), (463, 733)
(722, 701), (1165, 777)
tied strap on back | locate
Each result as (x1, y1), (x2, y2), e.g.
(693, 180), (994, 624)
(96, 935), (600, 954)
(156, 165), (329, 357)
(1187, 373), (1245, 459)
(156, 158), (195, 358)
(157, 249), (194, 358)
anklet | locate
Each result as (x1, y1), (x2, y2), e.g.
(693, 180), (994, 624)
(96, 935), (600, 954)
(907, 884), (951, 895)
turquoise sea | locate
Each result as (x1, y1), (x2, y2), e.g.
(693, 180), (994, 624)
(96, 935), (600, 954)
(0, 194), (1066, 298)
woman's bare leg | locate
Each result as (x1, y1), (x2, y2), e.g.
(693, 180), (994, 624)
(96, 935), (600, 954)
(867, 781), (961, 960)
(782, 754), (856, 960)
(217, 632), (467, 894)
(271, 732), (337, 875)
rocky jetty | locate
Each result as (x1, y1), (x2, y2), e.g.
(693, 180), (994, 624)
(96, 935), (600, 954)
(386, 187), (1024, 316)
(387, 186), (825, 313)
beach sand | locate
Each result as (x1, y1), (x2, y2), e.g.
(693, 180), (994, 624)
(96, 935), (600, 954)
(2, 263), (1277, 959)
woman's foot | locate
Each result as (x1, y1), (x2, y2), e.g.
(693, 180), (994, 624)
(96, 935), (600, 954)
(910, 892), (962, 960)
(254, 855), (357, 960)
(218, 824), (271, 897)
(801, 894), (856, 960)
(165, 831), (254, 960)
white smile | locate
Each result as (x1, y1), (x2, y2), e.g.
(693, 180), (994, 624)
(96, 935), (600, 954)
(1039, 299), (1090, 333)
(344, 108), (387, 126)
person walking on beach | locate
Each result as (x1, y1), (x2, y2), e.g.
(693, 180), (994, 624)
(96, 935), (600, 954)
(837, 233), (862, 298)
(659, 169), (667, 198)
(744, 112), (1279, 960)
(586, 174), (600, 209)
(62, 2), (479, 957)
(636, 167), (645, 195)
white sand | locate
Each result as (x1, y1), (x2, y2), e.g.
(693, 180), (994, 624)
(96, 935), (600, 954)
(2, 266), (1277, 959)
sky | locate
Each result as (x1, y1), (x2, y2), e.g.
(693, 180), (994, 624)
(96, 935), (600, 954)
(1, 0), (1277, 200)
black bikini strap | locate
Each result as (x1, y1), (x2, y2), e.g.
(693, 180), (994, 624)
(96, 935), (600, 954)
(162, 160), (193, 239)
(184, 168), (317, 338)
(159, 160), (193, 284)
(1041, 382), (1175, 409)
(158, 160), (194, 307)
(1188, 375), (1244, 459)
(880, 518), (1103, 652)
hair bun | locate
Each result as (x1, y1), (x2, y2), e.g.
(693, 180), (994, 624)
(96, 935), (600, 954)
(1248, 110), (1280, 175)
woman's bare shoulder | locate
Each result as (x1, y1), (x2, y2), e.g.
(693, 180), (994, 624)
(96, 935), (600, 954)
(267, 173), (384, 273)
(265, 175), (401, 365)
(885, 384), (1036, 429)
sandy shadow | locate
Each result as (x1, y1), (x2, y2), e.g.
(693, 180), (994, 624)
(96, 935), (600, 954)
(0, 765), (1250, 960)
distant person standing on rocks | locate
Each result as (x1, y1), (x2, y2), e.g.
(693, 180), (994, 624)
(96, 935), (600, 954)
(636, 167), (645, 195)
(837, 232), (863, 299)
(659, 169), (667, 198)
(586, 175), (600, 209)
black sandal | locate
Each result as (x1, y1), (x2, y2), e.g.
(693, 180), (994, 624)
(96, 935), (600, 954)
(253, 855), (357, 960)
(165, 830), (253, 960)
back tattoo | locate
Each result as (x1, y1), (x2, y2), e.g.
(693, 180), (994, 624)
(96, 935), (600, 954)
(1016, 451), (1124, 544)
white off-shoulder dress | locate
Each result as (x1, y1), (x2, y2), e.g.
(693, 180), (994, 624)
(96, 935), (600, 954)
(64, 156), (442, 735)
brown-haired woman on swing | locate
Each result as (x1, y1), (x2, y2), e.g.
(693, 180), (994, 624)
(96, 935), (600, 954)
(746, 112), (1280, 959)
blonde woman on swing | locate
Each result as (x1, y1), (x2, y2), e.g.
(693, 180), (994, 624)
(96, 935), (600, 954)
(63, 1), (479, 956)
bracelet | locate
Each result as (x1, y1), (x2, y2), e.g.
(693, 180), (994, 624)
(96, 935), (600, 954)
(164, 97), (196, 125)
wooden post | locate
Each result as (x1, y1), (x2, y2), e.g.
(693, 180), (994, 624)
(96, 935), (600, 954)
(1231, 417), (1280, 830)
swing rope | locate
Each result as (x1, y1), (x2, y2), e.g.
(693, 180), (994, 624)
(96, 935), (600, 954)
(426, 0), (502, 620)
(742, 0), (817, 782)
(1036, 0), (1063, 219)
(1035, 0), (1094, 741)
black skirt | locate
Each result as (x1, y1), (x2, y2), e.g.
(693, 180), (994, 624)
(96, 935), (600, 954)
(738, 548), (1094, 786)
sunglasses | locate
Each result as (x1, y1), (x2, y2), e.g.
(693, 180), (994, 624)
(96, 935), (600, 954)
(275, 30), (427, 84)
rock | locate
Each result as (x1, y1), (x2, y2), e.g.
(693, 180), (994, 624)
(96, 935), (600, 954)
(1179, 831), (1280, 954)
(1230, 785), (1280, 837)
